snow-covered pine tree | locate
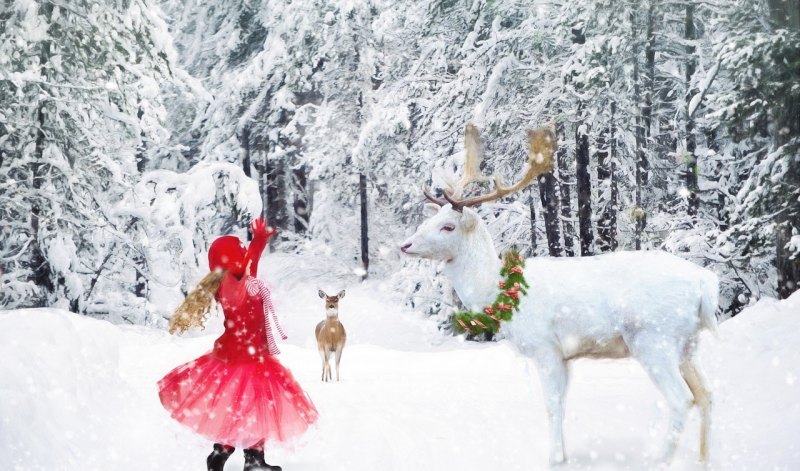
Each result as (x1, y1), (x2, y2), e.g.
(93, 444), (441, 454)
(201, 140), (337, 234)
(705, 0), (800, 304)
(6, 0), (797, 324)
(0, 0), (172, 313)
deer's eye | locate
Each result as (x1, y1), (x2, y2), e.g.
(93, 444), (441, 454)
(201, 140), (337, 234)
(441, 224), (455, 232)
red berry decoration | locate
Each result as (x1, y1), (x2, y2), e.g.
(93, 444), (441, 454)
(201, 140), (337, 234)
(452, 249), (527, 336)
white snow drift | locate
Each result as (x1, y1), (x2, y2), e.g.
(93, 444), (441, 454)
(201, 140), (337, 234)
(1, 278), (798, 470)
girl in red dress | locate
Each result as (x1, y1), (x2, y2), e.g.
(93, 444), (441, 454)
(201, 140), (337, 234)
(158, 219), (318, 471)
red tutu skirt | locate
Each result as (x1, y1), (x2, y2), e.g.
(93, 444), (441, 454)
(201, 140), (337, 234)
(158, 352), (318, 446)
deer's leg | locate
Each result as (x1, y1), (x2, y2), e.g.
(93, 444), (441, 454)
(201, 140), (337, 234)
(681, 354), (713, 463)
(534, 350), (569, 465)
(627, 334), (693, 463)
(334, 345), (343, 382)
(324, 350), (332, 382)
(319, 347), (328, 382)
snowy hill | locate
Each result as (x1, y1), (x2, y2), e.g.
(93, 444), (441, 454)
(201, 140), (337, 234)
(1, 277), (798, 470)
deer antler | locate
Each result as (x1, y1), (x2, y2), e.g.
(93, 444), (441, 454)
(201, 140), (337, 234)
(452, 123), (486, 198)
(443, 128), (556, 210)
(424, 123), (486, 206)
(423, 187), (447, 206)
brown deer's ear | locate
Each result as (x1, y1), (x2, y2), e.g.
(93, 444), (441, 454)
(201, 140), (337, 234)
(337, 290), (345, 299)
(318, 290), (326, 299)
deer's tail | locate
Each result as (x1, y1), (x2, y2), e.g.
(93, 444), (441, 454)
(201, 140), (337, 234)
(699, 270), (720, 336)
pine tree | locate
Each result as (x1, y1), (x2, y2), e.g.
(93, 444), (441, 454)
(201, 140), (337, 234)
(0, 1), (172, 312)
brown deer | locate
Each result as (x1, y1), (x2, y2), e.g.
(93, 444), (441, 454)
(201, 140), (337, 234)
(315, 290), (346, 382)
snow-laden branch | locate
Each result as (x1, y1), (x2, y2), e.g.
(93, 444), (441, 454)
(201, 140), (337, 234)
(688, 62), (720, 119)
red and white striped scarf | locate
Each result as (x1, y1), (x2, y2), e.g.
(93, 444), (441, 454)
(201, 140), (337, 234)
(245, 277), (287, 356)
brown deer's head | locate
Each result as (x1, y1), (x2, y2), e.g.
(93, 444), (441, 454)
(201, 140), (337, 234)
(318, 289), (345, 317)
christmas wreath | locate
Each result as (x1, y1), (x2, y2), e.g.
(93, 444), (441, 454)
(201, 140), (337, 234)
(452, 249), (528, 335)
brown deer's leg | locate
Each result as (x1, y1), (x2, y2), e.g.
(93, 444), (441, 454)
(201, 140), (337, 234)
(324, 349), (332, 382)
(319, 347), (328, 382)
(335, 345), (343, 381)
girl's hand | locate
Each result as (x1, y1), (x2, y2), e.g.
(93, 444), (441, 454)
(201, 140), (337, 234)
(251, 218), (267, 236)
(251, 218), (277, 241)
(243, 218), (271, 277)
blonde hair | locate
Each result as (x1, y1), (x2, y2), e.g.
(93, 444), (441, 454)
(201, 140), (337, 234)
(168, 270), (226, 334)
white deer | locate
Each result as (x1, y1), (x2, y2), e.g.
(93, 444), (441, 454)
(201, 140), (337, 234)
(400, 124), (719, 465)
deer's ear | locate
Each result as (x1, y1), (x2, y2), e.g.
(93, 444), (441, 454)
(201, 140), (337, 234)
(318, 290), (326, 299)
(424, 203), (441, 217)
(460, 207), (480, 232)
(337, 290), (346, 299)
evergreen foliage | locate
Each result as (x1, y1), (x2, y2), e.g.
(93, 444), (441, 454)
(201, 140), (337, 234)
(2, 0), (798, 325)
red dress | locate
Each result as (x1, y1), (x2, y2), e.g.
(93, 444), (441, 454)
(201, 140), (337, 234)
(158, 232), (318, 447)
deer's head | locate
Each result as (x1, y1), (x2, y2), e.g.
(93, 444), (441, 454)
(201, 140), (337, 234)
(400, 204), (482, 261)
(318, 289), (345, 318)
(400, 124), (555, 261)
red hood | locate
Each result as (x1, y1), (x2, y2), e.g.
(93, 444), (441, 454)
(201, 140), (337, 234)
(208, 235), (246, 277)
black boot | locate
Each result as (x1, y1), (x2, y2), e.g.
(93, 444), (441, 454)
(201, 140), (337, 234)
(243, 447), (282, 471)
(207, 443), (235, 471)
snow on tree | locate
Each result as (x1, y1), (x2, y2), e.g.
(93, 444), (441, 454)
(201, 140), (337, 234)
(0, 0), (174, 312)
(3, 0), (799, 323)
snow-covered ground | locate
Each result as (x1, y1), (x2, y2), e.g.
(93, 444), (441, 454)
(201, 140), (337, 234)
(1, 257), (799, 470)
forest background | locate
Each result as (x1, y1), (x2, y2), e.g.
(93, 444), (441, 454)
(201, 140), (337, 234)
(1, 0), (798, 327)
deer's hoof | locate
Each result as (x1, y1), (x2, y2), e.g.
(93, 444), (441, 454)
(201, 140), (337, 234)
(549, 450), (566, 466)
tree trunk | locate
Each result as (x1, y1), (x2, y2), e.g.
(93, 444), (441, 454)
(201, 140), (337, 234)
(575, 115), (593, 256)
(685, 3), (700, 216)
(555, 118), (575, 256)
(610, 102), (619, 251)
(31, 105), (51, 292)
(133, 252), (147, 299)
(57, 273), (79, 313)
(132, 101), (149, 306)
(258, 150), (268, 220)
(359, 173), (369, 280)
(30, 6), (54, 302)
(631, 9), (647, 249)
(265, 155), (287, 246)
(241, 126), (253, 240)
(596, 102), (618, 252)
(643, 1), (655, 147)
(241, 126), (252, 178)
(769, 0), (800, 299)
(538, 174), (562, 257)
(0, 124), (5, 170)
(596, 127), (611, 252)
(135, 105), (147, 173)
(776, 222), (800, 300)
(293, 165), (309, 233)
(705, 127), (728, 230)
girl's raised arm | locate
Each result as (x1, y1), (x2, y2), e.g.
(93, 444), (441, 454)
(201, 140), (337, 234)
(244, 218), (276, 277)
